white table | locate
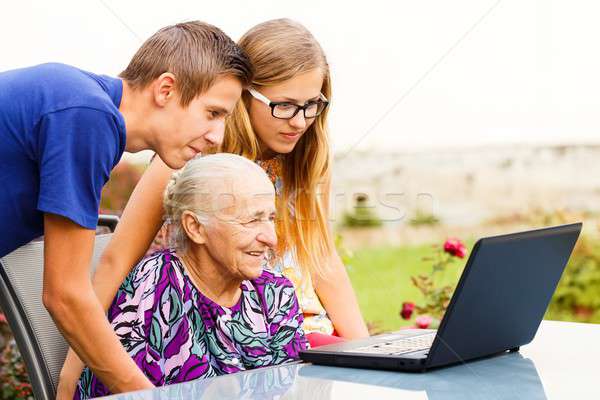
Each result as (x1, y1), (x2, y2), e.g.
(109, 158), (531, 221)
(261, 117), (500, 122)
(104, 321), (600, 399)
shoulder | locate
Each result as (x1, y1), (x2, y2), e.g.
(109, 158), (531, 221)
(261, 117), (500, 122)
(111, 249), (185, 318)
(4, 63), (122, 118)
(124, 249), (185, 293)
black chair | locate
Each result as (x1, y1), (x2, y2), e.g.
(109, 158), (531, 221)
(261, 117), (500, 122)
(0, 215), (118, 400)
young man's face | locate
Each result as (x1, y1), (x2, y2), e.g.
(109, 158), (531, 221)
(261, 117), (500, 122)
(154, 75), (242, 169)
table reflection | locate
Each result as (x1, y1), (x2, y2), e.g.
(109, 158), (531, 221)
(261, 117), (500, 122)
(104, 352), (546, 400)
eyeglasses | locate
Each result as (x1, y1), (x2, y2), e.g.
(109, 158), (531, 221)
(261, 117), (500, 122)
(248, 88), (329, 120)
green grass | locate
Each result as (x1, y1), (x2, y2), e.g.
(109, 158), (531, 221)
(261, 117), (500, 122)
(346, 240), (600, 333)
(346, 243), (468, 332)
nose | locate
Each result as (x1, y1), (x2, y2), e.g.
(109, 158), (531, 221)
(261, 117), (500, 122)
(288, 111), (307, 130)
(256, 221), (277, 248)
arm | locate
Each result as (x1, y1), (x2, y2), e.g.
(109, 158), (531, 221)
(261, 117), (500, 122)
(313, 172), (369, 339)
(57, 157), (174, 398)
(92, 156), (174, 310)
(42, 214), (154, 393)
(313, 249), (369, 339)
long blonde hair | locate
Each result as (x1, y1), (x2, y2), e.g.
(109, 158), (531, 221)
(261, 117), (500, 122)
(222, 18), (333, 278)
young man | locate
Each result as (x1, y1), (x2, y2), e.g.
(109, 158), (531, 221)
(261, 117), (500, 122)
(0, 21), (252, 395)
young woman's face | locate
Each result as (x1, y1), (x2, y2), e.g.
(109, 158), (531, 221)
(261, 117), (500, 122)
(248, 69), (324, 158)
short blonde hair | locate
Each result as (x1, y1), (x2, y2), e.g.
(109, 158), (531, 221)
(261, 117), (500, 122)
(120, 21), (253, 106)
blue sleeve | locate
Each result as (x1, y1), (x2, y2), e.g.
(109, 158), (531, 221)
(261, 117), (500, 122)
(37, 107), (121, 229)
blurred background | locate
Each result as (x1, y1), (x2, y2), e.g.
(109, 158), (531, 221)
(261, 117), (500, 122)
(2, 0), (600, 397)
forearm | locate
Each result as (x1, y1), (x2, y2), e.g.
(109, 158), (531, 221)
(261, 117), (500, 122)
(44, 214), (153, 393)
(47, 285), (153, 392)
(58, 249), (159, 397)
(57, 349), (85, 400)
(58, 253), (141, 397)
(315, 251), (369, 339)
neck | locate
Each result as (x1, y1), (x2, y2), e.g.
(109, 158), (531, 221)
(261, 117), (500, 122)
(180, 247), (242, 308)
(257, 139), (278, 161)
(119, 80), (153, 153)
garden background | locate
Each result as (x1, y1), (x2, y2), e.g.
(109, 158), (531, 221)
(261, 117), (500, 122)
(3, 144), (600, 398)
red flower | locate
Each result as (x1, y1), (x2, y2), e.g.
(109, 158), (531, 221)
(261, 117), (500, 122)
(443, 238), (467, 258)
(400, 302), (415, 320)
(0, 312), (7, 324)
(415, 315), (433, 329)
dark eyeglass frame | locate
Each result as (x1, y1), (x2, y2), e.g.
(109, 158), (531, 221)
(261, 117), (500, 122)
(248, 88), (329, 120)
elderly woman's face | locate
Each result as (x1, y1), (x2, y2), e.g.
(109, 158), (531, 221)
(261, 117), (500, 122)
(201, 177), (277, 280)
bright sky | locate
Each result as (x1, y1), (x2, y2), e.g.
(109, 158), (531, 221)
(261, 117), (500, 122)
(2, 0), (600, 155)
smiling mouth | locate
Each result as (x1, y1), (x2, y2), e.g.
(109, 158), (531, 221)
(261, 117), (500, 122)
(245, 251), (266, 258)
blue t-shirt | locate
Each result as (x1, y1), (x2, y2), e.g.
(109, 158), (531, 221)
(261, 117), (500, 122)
(0, 63), (126, 257)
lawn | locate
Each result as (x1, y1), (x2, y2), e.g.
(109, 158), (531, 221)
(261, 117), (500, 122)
(347, 242), (469, 332)
(346, 238), (599, 333)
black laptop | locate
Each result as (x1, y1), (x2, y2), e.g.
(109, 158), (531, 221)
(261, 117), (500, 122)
(300, 223), (582, 372)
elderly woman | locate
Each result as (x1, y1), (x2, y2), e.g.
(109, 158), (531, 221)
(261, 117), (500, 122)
(74, 154), (308, 399)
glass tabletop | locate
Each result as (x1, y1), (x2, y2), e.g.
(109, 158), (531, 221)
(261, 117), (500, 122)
(103, 321), (600, 399)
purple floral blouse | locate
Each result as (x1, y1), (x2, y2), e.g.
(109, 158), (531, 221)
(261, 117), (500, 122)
(74, 249), (308, 399)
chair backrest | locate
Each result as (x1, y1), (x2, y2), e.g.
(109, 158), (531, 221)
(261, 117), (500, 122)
(0, 217), (117, 400)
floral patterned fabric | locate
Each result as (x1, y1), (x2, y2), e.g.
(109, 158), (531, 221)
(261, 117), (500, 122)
(74, 249), (307, 399)
(256, 156), (335, 335)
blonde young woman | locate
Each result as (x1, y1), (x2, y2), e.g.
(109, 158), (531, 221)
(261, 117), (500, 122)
(220, 19), (368, 340)
(60, 20), (368, 391)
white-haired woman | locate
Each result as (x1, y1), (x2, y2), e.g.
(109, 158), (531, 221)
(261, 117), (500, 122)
(73, 154), (308, 399)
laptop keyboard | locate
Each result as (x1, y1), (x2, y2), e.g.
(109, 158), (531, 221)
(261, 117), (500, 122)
(345, 333), (436, 356)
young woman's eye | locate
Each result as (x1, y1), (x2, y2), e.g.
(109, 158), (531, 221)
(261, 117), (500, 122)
(276, 103), (295, 110)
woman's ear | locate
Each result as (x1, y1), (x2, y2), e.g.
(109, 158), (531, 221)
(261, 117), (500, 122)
(181, 211), (208, 245)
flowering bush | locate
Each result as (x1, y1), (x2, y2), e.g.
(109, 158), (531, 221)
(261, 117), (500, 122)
(0, 311), (32, 400)
(400, 238), (467, 329)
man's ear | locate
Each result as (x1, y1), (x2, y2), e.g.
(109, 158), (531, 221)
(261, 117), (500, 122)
(181, 211), (208, 245)
(152, 72), (177, 107)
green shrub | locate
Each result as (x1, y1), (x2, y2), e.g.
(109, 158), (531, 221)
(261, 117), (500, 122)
(342, 194), (382, 228)
(409, 210), (440, 227)
(549, 234), (600, 322)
